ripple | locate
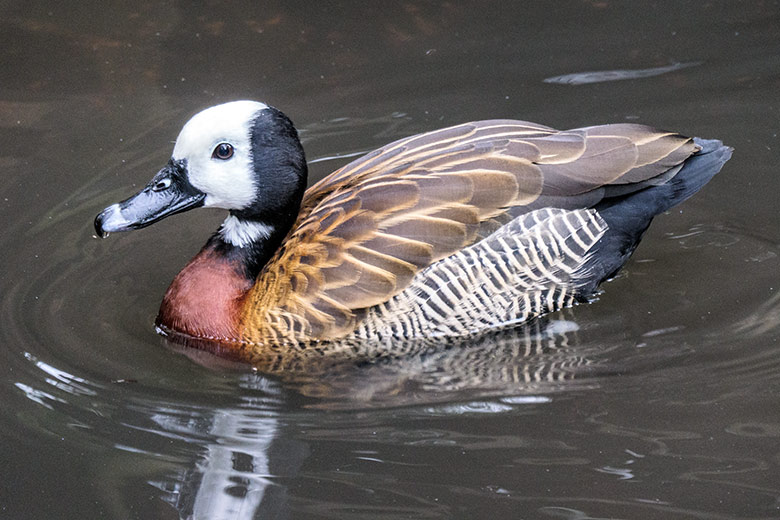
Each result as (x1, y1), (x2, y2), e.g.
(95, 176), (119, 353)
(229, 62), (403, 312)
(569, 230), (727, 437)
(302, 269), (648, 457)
(3, 210), (779, 429)
(1, 123), (779, 519)
(725, 422), (780, 438)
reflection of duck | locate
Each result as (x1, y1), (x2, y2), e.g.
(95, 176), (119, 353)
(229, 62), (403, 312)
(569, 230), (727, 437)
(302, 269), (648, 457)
(248, 317), (605, 404)
(95, 101), (731, 363)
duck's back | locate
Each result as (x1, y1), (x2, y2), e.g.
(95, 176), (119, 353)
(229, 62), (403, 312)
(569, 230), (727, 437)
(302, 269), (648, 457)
(237, 120), (728, 347)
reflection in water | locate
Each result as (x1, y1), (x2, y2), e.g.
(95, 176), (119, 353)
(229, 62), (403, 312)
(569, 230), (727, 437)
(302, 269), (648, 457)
(22, 352), (98, 397)
(145, 376), (304, 520)
(152, 407), (278, 519)
(171, 314), (607, 408)
(11, 314), (613, 519)
(543, 61), (702, 85)
(119, 316), (609, 517)
(733, 289), (780, 338)
(14, 380), (67, 409)
(582, 411), (780, 514)
(11, 348), (300, 519)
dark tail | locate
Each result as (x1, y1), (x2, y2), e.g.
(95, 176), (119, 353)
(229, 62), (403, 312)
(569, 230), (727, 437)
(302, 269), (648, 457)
(580, 138), (733, 294)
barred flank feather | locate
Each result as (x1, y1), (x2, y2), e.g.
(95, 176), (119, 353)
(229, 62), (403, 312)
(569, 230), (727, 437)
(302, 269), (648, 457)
(239, 120), (700, 344)
(355, 208), (606, 339)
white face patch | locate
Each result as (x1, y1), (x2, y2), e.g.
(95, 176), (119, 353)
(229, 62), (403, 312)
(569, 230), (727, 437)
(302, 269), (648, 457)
(219, 214), (274, 248)
(172, 100), (268, 210)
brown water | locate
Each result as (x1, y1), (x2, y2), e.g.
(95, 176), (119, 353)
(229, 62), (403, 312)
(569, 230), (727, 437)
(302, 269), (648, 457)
(2, 2), (779, 518)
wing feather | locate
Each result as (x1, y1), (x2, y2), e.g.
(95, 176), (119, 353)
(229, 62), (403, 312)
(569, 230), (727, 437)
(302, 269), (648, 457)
(239, 120), (697, 342)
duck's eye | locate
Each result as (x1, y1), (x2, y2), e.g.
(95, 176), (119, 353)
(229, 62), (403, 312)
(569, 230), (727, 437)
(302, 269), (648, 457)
(212, 143), (234, 160)
(152, 177), (172, 192)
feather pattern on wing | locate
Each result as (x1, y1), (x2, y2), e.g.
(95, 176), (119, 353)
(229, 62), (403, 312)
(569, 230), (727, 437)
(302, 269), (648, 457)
(355, 208), (608, 340)
(238, 120), (697, 343)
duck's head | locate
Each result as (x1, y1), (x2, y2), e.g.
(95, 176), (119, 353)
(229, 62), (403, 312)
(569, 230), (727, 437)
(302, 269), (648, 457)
(94, 100), (307, 247)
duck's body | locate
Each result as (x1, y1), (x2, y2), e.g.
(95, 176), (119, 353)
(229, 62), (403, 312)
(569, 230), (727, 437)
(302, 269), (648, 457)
(95, 101), (731, 364)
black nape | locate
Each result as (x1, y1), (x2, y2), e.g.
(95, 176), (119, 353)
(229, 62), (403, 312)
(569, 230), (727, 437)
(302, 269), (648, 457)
(234, 106), (308, 224)
(210, 106), (309, 281)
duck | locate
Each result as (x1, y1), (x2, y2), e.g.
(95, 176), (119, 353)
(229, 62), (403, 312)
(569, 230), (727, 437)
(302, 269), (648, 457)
(95, 100), (732, 365)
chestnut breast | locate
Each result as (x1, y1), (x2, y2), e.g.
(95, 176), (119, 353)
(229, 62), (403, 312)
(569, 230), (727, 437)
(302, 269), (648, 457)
(157, 247), (253, 341)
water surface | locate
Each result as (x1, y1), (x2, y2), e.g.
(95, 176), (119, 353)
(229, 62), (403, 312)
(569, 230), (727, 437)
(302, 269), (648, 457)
(1, 2), (779, 518)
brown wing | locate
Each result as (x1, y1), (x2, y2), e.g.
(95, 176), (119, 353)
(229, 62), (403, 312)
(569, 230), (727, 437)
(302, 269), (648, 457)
(238, 120), (697, 344)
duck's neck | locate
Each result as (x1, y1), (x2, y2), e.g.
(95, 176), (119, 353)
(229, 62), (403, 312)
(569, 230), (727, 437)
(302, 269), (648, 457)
(156, 212), (299, 341)
(214, 214), (291, 280)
